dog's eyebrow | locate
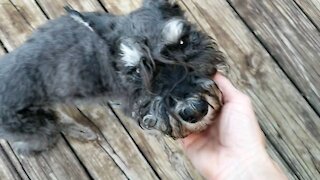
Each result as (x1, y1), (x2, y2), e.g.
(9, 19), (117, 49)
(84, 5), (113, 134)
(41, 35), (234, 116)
(64, 6), (94, 32)
(162, 19), (185, 44)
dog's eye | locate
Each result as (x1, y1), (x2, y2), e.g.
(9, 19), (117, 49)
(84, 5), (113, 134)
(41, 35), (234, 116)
(178, 35), (189, 48)
(127, 67), (140, 75)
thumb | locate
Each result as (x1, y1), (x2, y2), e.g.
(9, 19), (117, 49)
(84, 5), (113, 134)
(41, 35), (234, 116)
(213, 73), (242, 103)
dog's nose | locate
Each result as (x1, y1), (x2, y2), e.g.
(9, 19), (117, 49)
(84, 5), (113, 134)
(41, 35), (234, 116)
(179, 100), (208, 123)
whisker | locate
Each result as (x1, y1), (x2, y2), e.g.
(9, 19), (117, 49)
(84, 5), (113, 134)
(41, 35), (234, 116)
(204, 99), (215, 110)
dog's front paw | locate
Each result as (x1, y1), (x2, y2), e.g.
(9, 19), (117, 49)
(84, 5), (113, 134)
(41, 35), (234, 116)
(12, 136), (58, 155)
(12, 141), (37, 155)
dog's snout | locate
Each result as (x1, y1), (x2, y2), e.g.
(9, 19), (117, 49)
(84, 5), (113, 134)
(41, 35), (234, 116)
(179, 99), (208, 123)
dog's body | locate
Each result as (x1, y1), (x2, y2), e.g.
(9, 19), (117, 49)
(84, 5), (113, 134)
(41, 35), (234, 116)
(0, 0), (226, 154)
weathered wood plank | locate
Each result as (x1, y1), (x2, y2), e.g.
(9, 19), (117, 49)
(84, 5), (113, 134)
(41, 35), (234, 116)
(36, 0), (104, 18)
(62, 105), (155, 180)
(228, 0), (320, 115)
(10, 0), (47, 28)
(0, 2), (34, 50)
(0, 2), (91, 179)
(266, 140), (298, 180)
(0, 141), (30, 180)
(294, 0), (320, 29)
(55, 105), (128, 180)
(181, 0), (320, 179)
(16, 139), (90, 180)
(1, 137), (90, 180)
(108, 106), (203, 180)
(99, 0), (141, 14)
(77, 105), (160, 180)
(13, 1), (159, 179)
(0, 141), (22, 180)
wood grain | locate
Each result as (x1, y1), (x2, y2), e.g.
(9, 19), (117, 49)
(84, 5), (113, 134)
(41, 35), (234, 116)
(16, 139), (90, 180)
(0, 141), (22, 180)
(36, 0), (104, 18)
(10, 0), (47, 28)
(294, 0), (320, 29)
(70, 105), (159, 180)
(228, 0), (320, 115)
(181, 0), (320, 179)
(0, 141), (30, 180)
(0, 2), (34, 50)
(110, 106), (203, 180)
(266, 140), (298, 180)
(55, 105), (128, 180)
(99, 0), (141, 14)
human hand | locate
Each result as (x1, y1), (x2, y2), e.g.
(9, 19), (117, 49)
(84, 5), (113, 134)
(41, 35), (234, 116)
(181, 73), (287, 180)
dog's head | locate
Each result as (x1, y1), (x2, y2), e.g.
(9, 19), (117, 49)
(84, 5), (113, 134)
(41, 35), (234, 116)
(115, 0), (227, 138)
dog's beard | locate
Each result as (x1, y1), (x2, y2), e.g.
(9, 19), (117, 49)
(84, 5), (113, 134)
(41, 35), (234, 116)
(136, 77), (222, 138)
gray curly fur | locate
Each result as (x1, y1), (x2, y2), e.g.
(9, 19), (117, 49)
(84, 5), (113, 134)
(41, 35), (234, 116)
(0, 0), (226, 154)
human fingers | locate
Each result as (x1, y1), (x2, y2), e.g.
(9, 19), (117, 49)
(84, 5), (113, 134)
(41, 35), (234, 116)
(213, 73), (242, 103)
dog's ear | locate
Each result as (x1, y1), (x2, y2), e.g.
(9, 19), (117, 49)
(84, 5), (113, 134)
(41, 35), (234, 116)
(143, 0), (184, 17)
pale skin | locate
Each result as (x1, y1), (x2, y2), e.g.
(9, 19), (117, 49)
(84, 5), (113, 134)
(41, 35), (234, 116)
(181, 73), (287, 180)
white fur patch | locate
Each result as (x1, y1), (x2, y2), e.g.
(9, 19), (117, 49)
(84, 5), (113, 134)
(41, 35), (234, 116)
(162, 19), (184, 43)
(120, 43), (142, 66)
(70, 14), (93, 31)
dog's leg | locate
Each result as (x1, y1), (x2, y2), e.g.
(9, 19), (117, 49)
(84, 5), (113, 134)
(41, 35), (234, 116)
(0, 107), (59, 155)
(55, 105), (98, 141)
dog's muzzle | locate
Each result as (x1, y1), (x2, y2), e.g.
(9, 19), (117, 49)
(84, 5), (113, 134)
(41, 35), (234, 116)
(140, 79), (222, 138)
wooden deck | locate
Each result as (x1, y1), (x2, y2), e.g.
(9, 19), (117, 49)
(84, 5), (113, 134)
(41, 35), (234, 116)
(0, 0), (319, 179)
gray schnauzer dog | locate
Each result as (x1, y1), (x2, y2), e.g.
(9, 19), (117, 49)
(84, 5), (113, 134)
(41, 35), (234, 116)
(0, 0), (227, 154)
